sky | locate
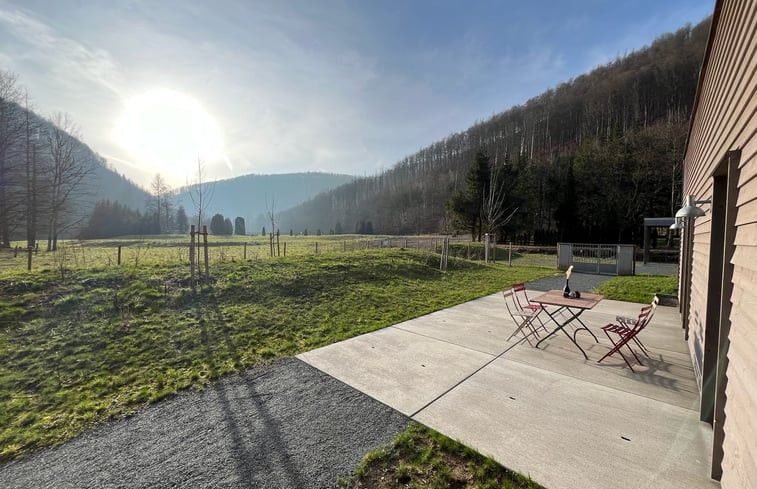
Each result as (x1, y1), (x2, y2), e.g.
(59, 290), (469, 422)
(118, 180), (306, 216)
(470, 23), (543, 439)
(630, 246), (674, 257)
(0, 0), (714, 188)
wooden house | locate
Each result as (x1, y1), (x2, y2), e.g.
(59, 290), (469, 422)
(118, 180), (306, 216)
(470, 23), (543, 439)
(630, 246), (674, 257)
(678, 0), (756, 486)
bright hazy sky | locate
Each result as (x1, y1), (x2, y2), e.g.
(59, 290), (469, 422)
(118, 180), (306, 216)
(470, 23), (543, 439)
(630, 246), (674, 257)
(0, 0), (714, 188)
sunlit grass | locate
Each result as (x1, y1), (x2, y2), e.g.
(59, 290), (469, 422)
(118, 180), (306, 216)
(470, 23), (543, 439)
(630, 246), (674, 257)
(0, 248), (555, 461)
(595, 275), (678, 303)
(339, 422), (542, 488)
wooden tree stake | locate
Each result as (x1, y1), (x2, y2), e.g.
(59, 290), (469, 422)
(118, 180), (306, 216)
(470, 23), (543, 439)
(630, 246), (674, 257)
(203, 225), (209, 278)
(190, 225), (195, 287)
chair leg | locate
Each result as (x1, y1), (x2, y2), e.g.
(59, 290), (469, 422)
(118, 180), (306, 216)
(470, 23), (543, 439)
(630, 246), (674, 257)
(536, 314), (548, 334)
(598, 331), (625, 362)
(632, 337), (650, 357)
(598, 331), (636, 372)
(625, 343), (643, 366)
(507, 319), (536, 346)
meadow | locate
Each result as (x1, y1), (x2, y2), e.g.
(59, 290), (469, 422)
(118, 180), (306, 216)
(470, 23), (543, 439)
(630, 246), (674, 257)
(0, 234), (557, 274)
(0, 242), (558, 461)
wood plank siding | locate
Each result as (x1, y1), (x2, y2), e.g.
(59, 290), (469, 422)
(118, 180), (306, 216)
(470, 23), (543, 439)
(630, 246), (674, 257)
(681, 1), (757, 487)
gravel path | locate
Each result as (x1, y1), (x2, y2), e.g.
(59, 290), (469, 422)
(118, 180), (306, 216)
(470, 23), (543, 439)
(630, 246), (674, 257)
(527, 271), (612, 293)
(0, 358), (409, 489)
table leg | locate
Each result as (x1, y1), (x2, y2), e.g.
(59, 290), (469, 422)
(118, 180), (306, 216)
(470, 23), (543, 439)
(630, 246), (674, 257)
(572, 314), (599, 343)
(535, 306), (589, 359)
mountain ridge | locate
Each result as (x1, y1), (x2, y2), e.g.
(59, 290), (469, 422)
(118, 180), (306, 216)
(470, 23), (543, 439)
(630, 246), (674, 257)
(277, 18), (710, 243)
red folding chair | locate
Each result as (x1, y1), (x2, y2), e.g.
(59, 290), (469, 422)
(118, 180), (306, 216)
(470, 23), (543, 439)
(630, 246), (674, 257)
(597, 297), (659, 371)
(511, 283), (548, 333)
(502, 288), (543, 346)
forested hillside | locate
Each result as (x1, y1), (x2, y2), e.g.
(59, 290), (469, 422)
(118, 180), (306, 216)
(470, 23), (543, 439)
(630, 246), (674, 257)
(279, 19), (710, 243)
(0, 71), (149, 248)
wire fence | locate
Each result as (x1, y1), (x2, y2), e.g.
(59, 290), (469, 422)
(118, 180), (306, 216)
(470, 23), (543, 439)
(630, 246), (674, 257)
(0, 235), (559, 273)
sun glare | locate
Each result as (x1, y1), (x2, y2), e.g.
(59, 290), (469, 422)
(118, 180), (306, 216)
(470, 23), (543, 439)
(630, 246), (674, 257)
(115, 89), (224, 182)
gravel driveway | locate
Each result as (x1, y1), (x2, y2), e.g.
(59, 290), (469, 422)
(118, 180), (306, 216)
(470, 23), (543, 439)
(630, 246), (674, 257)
(527, 271), (612, 293)
(0, 358), (409, 489)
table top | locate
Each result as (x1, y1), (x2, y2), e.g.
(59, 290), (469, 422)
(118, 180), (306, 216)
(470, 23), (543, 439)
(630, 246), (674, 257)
(531, 290), (604, 309)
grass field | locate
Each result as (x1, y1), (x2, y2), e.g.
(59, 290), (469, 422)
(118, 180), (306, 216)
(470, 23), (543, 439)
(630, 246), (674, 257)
(0, 234), (386, 273)
(0, 235), (557, 273)
(0, 246), (557, 461)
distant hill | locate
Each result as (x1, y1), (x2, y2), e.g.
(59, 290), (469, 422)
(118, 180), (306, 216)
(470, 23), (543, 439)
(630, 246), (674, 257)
(174, 172), (354, 232)
(22, 110), (151, 212)
(90, 160), (150, 211)
(278, 19), (710, 243)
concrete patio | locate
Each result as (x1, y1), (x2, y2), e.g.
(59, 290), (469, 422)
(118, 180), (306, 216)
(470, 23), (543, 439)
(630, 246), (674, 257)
(298, 289), (718, 489)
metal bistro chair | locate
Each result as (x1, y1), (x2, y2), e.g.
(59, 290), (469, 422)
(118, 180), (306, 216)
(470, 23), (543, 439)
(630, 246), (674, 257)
(511, 283), (548, 333)
(597, 297), (659, 371)
(502, 288), (543, 346)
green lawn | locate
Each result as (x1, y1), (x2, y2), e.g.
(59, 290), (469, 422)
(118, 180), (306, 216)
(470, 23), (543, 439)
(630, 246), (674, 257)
(595, 275), (678, 303)
(340, 422), (542, 489)
(0, 248), (555, 460)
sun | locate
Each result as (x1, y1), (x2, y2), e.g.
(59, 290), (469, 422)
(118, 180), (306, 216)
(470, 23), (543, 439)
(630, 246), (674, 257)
(115, 89), (224, 182)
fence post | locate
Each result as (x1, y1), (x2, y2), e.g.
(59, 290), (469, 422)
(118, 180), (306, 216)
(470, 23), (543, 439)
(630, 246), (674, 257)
(118, 245), (122, 266)
(243, 242), (247, 260)
(508, 242), (512, 266)
(203, 225), (209, 278)
(284, 242), (287, 256)
(14, 245), (18, 258)
(343, 240), (346, 252)
(557, 243), (572, 270)
(597, 244), (601, 274)
(189, 225), (195, 288)
(315, 242), (318, 254)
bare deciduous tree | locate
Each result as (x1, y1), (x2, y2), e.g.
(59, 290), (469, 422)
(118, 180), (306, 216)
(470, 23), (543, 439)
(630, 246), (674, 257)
(24, 92), (43, 248)
(44, 112), (95, 250)
(482, 154), (518, 235)
(147, 173), (173, 233)
(0, 71), (25, 248)
(265, 194), (278, 237)
(188, 158), (214, 232)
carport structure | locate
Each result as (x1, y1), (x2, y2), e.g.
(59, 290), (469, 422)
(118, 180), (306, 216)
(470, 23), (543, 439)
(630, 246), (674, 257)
(642, 217), (676, 264)
(299, 289), (717, 489)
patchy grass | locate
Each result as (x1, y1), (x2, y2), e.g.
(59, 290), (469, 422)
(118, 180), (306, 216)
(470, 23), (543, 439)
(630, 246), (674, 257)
(340, 422), (542, 489)
(0, 248), (555, 461)
(595, 275), (678, 303)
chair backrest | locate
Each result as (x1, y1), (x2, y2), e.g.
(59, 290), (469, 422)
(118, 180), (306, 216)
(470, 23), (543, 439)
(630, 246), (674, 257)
(511, 283), (530, 311)
(502, 288), (521, 319)
(634, 301), (657, 332)
(640, 296), (660, 331)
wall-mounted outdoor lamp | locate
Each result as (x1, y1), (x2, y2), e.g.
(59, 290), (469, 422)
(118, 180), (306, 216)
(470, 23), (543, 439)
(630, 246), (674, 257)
(675, 194), (712, 219)
(669, 218), (684, 230)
